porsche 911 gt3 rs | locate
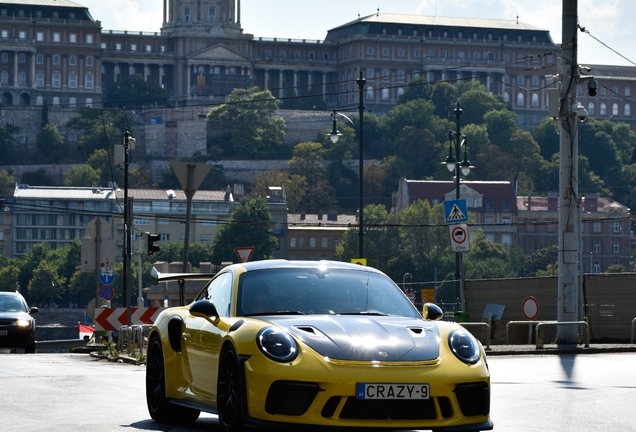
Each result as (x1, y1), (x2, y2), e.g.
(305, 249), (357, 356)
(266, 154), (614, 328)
(146, 260), (493, 431)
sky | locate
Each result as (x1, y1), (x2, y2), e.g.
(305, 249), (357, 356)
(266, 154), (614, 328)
(79, 0), (635, 67)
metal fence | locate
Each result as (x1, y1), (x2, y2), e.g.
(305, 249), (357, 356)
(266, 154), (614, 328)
(464, 274), (636, 344)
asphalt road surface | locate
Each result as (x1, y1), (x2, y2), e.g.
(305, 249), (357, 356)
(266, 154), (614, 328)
(0, 352), (634, 431)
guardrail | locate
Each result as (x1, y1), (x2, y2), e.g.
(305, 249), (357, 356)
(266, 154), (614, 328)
(535, 321), (590, 349)
(631, 317), (636, 344)
(506, 320), (590, 348)
(35, 339), (89, 350)
(458, 322), (491, 350)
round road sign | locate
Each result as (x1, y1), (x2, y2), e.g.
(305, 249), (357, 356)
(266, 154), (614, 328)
(451, 225), (467, 243)
(99, 284), (115, 301)
(522, 296), (539, 320)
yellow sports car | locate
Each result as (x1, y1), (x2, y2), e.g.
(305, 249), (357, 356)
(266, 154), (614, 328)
(146, 260), (493, 431)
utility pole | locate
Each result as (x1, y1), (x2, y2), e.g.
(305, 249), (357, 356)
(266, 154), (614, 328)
(557, 0), (583, 343)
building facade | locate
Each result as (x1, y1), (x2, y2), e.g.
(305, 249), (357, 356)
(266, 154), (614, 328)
(287, 212), (356, 261)
(1, 0), (635, 128)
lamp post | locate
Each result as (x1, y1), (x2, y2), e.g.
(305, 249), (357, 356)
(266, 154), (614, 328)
(442, 102), (474, 310)
(328, 71), (366, 258)
(122, 129), (135, 326)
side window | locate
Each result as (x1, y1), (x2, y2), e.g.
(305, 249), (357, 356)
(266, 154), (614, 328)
(202, 272), (233, 317)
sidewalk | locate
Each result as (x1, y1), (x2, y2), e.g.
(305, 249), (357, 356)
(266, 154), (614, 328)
(485, 343), (636, 356)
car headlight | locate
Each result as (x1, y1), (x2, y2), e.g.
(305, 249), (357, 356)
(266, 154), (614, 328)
(15, 318), (31, 328)
(257, 327), (298, 362)
(448, 328), (481, 365)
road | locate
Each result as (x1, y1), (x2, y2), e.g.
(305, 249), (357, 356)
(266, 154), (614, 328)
(0, 352), (634, 431)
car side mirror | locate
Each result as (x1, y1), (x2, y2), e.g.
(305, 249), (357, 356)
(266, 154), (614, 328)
(422, 303), (443, 321)
(189, 299), (219, 320)
(30, 307), (39, 314)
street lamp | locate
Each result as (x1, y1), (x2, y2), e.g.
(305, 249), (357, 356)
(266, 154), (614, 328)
(328, 71), (366, 258)
(442, 102), (474, 310)
(122, 129), (135, 326)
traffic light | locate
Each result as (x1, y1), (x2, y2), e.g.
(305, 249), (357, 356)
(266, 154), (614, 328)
(147, 233), (160, 255)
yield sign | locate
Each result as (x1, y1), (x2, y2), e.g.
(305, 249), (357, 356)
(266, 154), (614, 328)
(235, 246), (255, 263)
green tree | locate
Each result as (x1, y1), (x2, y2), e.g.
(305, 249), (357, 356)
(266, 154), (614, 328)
(288, 142), (327, 184)
(250, 169), (307, 213)
(106, 73), (169, 108)
(87, 149), (122, 187)
(524, 245), (558, 277)
(0, 124), (18, 164)
(67, 269), (96, 307)
(36, 123), (64, 161)
(0, 265), (20, 292)
(531, 118), (560, 161)
(211, 198), (278, 263)
(64, 164), (101, 187)
(0, 170), (15, 195)
(20, 168), (54, 186)
(27, 261), (66, 306)
(398, 77), (432, 104)
(458, 89), (506, 125)
(207, 87), (285, 159)
(66, 109), (135, 157)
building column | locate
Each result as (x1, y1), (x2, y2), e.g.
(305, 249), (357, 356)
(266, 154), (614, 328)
(144, 63), (149, 81)
(279, 69), (284, 99)
(264, 69), (269, 90)
(13, 51), (18, 86)
(30, 52), (36, 88)
(322, 72), (326, 101)
(293, 70), (298, 96)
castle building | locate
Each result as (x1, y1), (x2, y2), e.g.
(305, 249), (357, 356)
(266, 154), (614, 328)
(1, 0), (634, 128)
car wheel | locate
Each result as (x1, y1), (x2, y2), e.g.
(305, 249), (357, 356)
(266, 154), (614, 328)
(146, 334), (200, 424)
(25, 342), (36, 354)
(218, 346), (244, 432)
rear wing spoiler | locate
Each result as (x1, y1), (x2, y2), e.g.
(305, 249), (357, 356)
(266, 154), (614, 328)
(150, 266), (216, 285)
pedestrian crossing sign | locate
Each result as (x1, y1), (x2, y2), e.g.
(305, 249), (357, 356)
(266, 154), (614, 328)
(444, 199), (468, 224)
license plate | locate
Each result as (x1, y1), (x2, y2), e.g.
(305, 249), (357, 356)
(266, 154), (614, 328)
(356, 383), (429, 400)
(0, 330), (7, 336)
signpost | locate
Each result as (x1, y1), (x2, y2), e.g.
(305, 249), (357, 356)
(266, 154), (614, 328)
(235, 246), (255, 263)
(449, 224), (470, 252)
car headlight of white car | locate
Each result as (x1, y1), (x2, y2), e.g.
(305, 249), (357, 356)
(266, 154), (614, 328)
(15, 318), (32, 328)
(448, 328), (481, 365)
(257, 327), (298, 362)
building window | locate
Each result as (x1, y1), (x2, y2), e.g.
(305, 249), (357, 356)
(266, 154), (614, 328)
(309, 237), (316, 248)
(86, 34), (93, 44)
(588, 102), (595, 115)
(532, 76), (539, 86)
(413, 48), (420, 57)
(366, 68), (373, 79)
(613, 241), (620, 253)
(116, 43), (121, 50)
(502, 217), (511, 224)
(382, 48), (389, 56)
(52, 72), (61, 88)
(146, 45), (152, 52)
(397, 49), (404, 57)
(502, 234), (511, 245)
(53, 96), (60, 105)
(131, 44), (137, 51)
(485, 200), (494, 210)
(613, 221), (621, 233)
(382, 88), (389, 100)
(321, 237), (328, 248)
(594, 241), (600, 252)
(625, 104), (631, 116)
(18, 71), (26, 85)
(1, 30), (7, 38)
(502, 200), (511, 211)
(532, 93), (539, 106)
(53, 32), (60, 42)
(334, 238), (339, 247)
(593, 221), (602, 233)
(184, 7), (191, 21)
(69, 73), (77, 88)
(382, 69), (389, 78)
(36, 71), (44, 87)
(600, 103), (607, 115)
(70, 33), (77, 43)
(53, 55), (60, 65)
(86, 98), (93, 108)
(517, 92), (525, 106)
(69, 97), (76, 108)
(517, 75), (525, 85)
(612, 103), (619, 116)
(299, 238), (305, 248)
(208, 7), (216, 21)
(85, 73), (94, 89)
(69, 56), (77, 66)
(367, 47), (374, 55)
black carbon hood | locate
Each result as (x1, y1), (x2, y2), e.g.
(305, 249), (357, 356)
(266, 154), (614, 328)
(262, 315), (440, 362)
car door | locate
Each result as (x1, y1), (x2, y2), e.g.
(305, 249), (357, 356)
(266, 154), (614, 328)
(183, 271), (233, 398)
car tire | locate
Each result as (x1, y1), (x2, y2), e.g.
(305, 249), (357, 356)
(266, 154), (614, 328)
(217, 345), (244, 432)
(25, 342), (36, 354)
(146, 334), (200, 424)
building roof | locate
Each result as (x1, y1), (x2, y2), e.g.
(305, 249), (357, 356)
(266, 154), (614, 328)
(341, 13), (549, 32)
(0, 0), (85, 8)
(115, 188), (228, 201)
(399, 180), (518, 212)
(517, 195), (629, 214)
(13, 185), (116, 200)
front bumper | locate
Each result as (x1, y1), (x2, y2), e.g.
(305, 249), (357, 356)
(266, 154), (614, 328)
(0, 326), (35, 349)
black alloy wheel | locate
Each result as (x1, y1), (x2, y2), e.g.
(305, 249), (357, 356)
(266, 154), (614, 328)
(217, 346), (244, 432)
(146, 334), (200, 423)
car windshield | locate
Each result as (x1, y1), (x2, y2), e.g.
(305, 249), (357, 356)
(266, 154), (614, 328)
(0, 296), (27, 313)
(237, 267), (420, 318)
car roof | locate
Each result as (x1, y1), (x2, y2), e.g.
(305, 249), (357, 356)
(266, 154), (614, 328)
(0, 291), (24, 297)
(236, 259), (386, 275)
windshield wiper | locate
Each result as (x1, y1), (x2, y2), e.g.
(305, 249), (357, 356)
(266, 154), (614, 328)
(338, 311), (389, 316)
(244, 310), (306, 317)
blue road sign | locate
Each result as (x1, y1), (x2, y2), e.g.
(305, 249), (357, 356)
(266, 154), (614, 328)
(99, 271), (115, 285)
(444, 199), (468, 224)
(99, 284), (114, 301)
